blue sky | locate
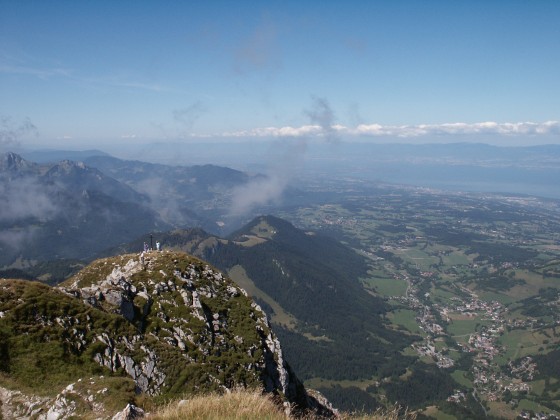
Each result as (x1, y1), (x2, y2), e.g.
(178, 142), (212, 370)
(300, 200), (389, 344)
(1, 0), (560, 148)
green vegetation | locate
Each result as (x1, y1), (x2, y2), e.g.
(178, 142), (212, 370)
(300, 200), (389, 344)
(364, 276), (407, 297)
(450, 370), (472, 388)
(382, 363), (459, 409)
(0, 280), (132, 392)
(205, 216), (418, 383)
(317, 385), (380, 413)
(228, 264), (298, 329)
(389, 309), (423, 334)
(0, 259), (85, 285)
(0, 251), (321, 416)
(0, 278), (140, 418)
(7, 177), (560, 416)
(447, 318), (487, 337)
(276, 184), (560, 416)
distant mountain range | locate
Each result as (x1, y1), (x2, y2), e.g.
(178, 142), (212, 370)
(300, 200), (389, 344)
(82, 154), (253, 229)
(0, 152), (166, 267)
(20, 142), (560, 200)
(0, 152), (265, 268)
(3, 144), (560, 415)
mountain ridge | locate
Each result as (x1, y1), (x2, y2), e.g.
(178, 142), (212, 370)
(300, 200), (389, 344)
(0, 153), (167, 267)
(105, 216), (418, 411)
(0, 250), (336, 418)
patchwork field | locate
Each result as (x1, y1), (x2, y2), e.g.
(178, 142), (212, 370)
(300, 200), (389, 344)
(279, 183), (560, 418)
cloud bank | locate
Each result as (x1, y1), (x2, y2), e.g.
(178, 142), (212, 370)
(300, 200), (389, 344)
(222, 120), (560, 139)
(0, 177), (57, 223)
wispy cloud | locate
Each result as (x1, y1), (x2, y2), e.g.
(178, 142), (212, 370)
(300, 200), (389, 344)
(173, 101), (207, 134)
(0, 63), (72, 79)
(99, 78), (168, 92)
(234, 15), (281, 74)
(0, 116), (37, 149)
(229, 138), (306, 217)
(304, 96), (340, 143)
(221, 121), (560, 139)
(0, 54), (168, 93)
(228, 97), (324, 217)
(0, 177), (57, 223)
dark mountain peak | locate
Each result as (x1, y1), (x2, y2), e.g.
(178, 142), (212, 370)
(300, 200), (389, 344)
(0, 151), (36, 172)
(43, 159), (147, 204)
(46, 159), (89, 176)
(21, 149), (110, 164)
(84, 154), (128, 168)
(229, 215), (304, 243)
(43, 159), (103, 186)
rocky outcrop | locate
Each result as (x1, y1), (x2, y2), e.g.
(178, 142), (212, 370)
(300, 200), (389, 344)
(0, 251), (335, 418)
(0, 386), (49, 419)
(56, 251), (335, 417)
(0, 379), (143, 420)
(111, 403), (145, 420)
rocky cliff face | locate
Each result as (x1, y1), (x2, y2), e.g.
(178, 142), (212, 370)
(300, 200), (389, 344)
(0, 251), (335, 418)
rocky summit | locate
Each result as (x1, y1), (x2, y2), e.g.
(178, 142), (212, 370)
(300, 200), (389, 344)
(0, 251), (334, 419)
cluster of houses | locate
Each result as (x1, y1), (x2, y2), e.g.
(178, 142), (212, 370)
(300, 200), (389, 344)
(412, 340), (455, 369)
(508, 357), (538, 382)
(519, 411), (559, 420)
(394, 269), (552, 414)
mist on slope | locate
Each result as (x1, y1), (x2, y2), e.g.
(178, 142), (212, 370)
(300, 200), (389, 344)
(229, 96), (338, 216)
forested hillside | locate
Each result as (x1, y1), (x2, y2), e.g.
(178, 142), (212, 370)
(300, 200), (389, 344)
(121, 216), (419, 412)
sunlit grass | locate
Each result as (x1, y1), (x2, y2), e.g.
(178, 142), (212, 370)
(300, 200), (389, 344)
(149, 388), (418, 419)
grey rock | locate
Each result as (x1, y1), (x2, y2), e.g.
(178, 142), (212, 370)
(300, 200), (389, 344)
(111, 403), (145, 420)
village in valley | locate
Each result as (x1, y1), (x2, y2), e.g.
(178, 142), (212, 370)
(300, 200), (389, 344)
(280, 183), (560, 419)
(397, 272), (540, 406)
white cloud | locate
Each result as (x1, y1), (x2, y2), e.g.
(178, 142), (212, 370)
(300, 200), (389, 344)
(225, 125), (324, 138)
(0, 116), (37, 148)
(351, 121), (560, 137)
(229, 174), (288, 216)
(221, 121), (560, 139)
(0, 177), (57, 222)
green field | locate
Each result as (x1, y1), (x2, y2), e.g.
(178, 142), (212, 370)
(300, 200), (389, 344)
(388, 309), (423, 334)
(517, 398), (560, 417)
(497, 329), (547, 361)
(430, 285), (457, 303)
(442, 250), (472, 266)
(447, 318), (488, 337)
(279, 183), (560, 416)
(474, 290), (517, 305)
(364, 276), (407, 296)
(394, 247), (439, 270)
(450, 369), (473, 388)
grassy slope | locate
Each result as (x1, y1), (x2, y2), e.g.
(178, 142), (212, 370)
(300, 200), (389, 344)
(0, 279), (138, 415)
(150, 388), (417, 420)
(0, 251), (301, 414)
